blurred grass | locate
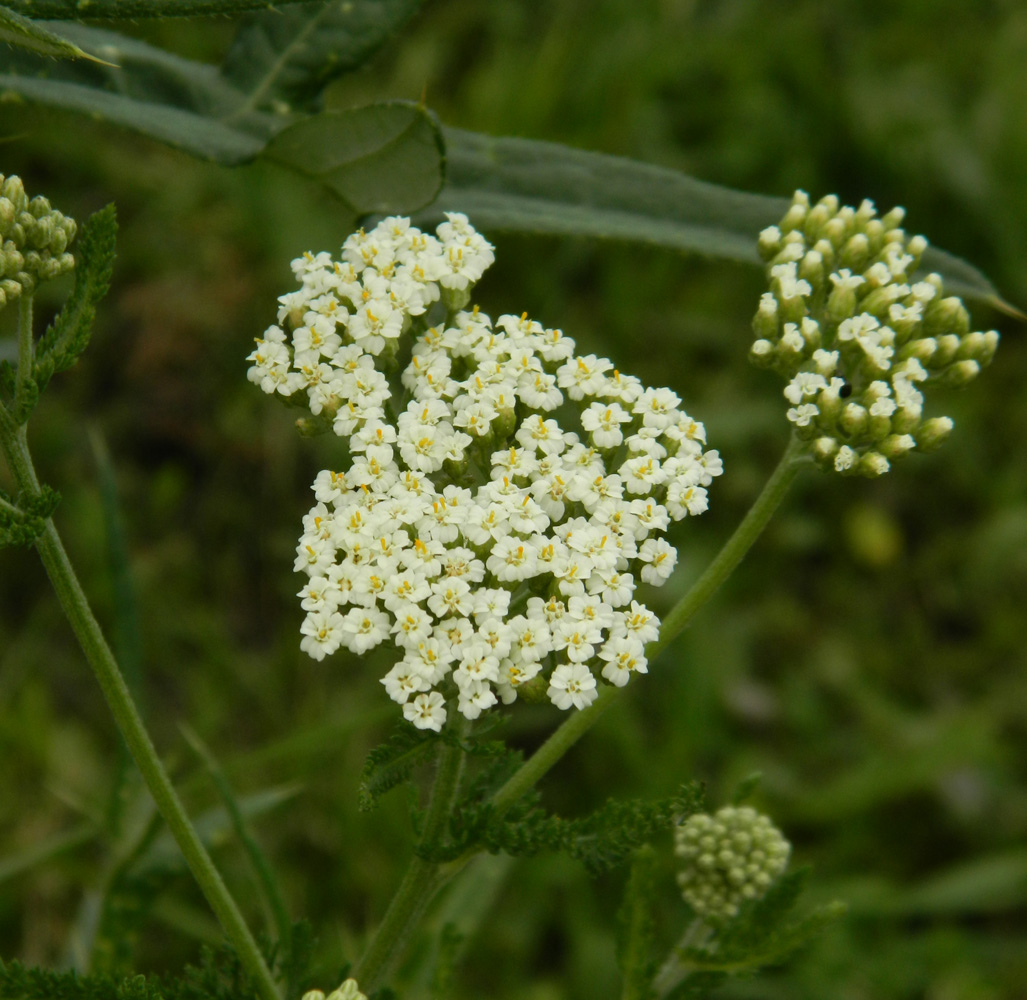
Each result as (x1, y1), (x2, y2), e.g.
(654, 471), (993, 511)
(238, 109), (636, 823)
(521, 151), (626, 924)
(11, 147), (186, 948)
(1, 0), (1026, 996)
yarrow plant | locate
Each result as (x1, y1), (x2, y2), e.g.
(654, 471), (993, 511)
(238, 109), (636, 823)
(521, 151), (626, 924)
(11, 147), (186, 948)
(751, 191), (999, 476)
(247, 214), (723, 731)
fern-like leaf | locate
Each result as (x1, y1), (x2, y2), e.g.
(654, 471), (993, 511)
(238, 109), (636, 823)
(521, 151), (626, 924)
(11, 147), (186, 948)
(32, 203), (116, 398)
(358, 724), (437, 812)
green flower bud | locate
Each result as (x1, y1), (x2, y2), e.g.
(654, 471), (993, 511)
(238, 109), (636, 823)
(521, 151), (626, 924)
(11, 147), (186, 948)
(749, 339), (776, 368)
(758, 225), (782, 260)
(822, 216), (849, 249)
(1, 175), (27, 213)
(931, 334), (962, 367)
(799, 249), (825, 292)
(858, 451), (890, 476)
(0, 197), (14, 234)
(676, 807), (790, 921)
(878, 433), (916, 459)
(915, 416), (954, 451)
(956, 330), (999, 366)
(752, 293), (779, 340)
(839, 232), (870, 271)
(881, 205), (906, 230)
(924, 296), (970, 337)
(441, 284), (472, 313)
(897, 337), (936, 365)
(938, 359), (981, 387)
(839, 402), (868, 436)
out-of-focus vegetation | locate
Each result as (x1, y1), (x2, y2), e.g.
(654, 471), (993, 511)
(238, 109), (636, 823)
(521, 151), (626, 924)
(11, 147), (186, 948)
(1, 1), (1025, 997)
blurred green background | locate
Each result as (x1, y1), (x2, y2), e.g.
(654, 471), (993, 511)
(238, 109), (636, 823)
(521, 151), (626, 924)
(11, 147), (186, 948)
(2, 1), (1026, 997)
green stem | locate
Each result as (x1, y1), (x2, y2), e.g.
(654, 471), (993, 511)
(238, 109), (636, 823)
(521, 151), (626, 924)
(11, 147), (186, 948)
(489, 435), (806, 818)
(0, 429), (281, 1000)
(353, 736), (465, 994)
(15, 292), (33, 408)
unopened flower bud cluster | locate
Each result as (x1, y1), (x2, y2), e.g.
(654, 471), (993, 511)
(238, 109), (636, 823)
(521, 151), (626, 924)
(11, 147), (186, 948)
(0, 173), (77, 308)
(302, 979), (366, 1000)
(248, 214), (721, 732)
(675, 806), (790, 920)
(751, 191), (998, 476)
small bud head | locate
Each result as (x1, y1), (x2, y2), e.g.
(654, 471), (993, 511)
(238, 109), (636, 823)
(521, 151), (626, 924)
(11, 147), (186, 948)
(939, 359), (981, 387)
(915, 416), (954, 451)
(676, 807), (790, 921)
(859, 451), (891, 477)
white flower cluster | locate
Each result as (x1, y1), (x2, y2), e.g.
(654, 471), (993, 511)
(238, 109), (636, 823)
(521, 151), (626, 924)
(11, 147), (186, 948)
(248, 214), (722, 732)
(675, 806), (790, 920)
(752, 191), (998, 476)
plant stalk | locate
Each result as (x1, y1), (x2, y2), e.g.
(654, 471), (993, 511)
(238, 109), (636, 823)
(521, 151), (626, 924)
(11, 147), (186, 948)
(489, 435), (805, 818)
(0, 419), (281, 1000)
(353, 736), (466, 993)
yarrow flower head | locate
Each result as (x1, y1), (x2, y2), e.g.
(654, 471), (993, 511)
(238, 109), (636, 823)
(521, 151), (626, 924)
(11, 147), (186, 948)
(675, 806), (790, 920)
(249, 213), (722, 731)
(0, 173), (77, 308)
(751, 191), (998, 476)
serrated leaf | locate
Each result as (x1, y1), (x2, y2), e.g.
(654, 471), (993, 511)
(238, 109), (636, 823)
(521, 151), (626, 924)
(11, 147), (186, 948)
(0, 3), (115, 63)
(427, 128), (1012, 312)
(262, 102), (445, 217)
(221, 0), (424, 118)
(33, 202), (117, 398)
(358, 724), (436, 812)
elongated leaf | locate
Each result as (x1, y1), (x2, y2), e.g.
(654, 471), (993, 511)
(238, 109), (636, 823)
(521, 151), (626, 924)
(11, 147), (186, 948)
(0, 3), (113, 62)
(221, 0), (424, 118)
(262, 102), (445, 216)
(0, 73), (265, 162)
(5, 0), (324, 17)
(430, 128), (1011, 311)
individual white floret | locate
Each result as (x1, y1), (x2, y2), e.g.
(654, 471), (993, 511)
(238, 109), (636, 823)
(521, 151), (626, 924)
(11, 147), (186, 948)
(340, 606), (391, 654)
(299, 611), (346, 661)
(381, 661), (431, 704)
(457, 678), (498, 719)
(403, 691), (447, 731)
(547, 662), (599, 710)
(599, 635), (649, 687)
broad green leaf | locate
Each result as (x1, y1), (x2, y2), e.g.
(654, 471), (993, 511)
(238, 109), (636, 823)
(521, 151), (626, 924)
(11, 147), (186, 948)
(0, 23), (272, 161)
(0, 74), (265, 162)
(221, 0), (425, 118)
(262, 102), (445, 216)
(0, 3), (114, 62)
(4, 0), (325, 17)
(430, 128), (1012, 312)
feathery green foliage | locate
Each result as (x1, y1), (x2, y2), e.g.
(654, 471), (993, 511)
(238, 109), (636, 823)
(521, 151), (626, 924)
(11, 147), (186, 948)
(358, 725), (438, 813)
(30, 204), (116, 404)
(617, 846), (659, 1000)
(0, 484), (59, 547)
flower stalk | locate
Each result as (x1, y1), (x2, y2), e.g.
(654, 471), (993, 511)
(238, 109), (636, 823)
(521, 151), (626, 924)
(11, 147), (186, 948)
(0, 298), (281, 1000)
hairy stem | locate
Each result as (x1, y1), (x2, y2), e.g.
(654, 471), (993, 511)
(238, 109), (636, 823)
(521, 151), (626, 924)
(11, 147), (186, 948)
(0, 427), (281, 1000)
(353, 736), (466, 993)
(489, 435), (805, 818)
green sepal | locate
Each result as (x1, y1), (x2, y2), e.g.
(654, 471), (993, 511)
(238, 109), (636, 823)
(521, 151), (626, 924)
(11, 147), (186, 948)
(33, 203), (116, 395)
